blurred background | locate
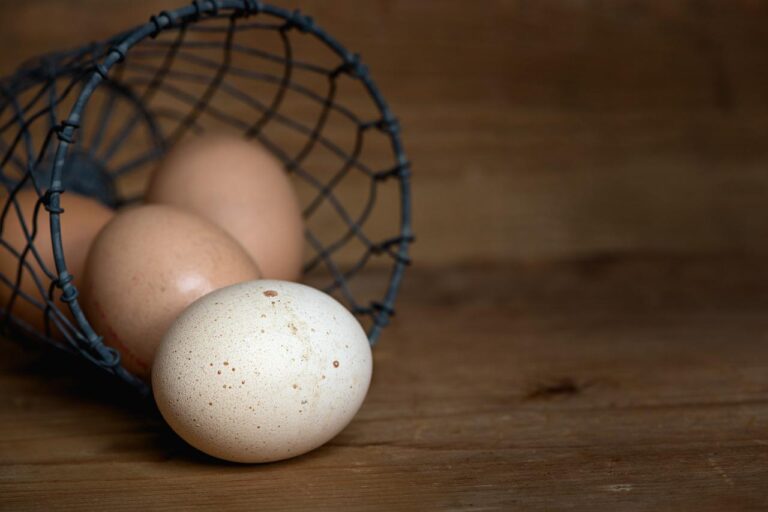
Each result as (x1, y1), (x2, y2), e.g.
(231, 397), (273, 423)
(3, 0), (768, 269)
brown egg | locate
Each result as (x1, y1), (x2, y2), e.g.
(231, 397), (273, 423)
(81, 204), (262, 381)
(146, 135), (304, 280)
(0, 188), (113, 337)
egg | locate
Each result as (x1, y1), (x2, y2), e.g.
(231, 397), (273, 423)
(152, 280), (372, 463)
(146, 135), (304, 281)
(81, 204), (262, 381)
(0, 188), (113, 337)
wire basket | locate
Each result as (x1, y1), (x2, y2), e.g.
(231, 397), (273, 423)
(0, 1), (412, 394)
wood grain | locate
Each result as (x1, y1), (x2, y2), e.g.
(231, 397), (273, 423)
(2, 1), (768, 510)
(2, 258), (768, 510)
(2, 0), (768, 264)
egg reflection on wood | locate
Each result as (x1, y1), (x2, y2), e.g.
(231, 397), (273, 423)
(146, 135), (305, 281)
(0, 188), (113, 337)
(81, 204), (261, 381)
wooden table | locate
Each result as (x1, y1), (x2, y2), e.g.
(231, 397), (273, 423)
(2, 259), (768, 510)
(2, 1), (768, 510)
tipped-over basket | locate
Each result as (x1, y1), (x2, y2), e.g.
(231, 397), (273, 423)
(0, 1), (412, 394)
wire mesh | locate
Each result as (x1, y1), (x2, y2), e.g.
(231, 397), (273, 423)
(0, 1), (412, 394)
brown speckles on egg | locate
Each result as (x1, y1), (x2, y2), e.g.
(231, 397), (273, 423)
(152, 280), (372, 463)
(263, 290), (278, 297)
(217, 370), (222, 375)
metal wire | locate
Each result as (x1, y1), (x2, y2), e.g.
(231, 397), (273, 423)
(0, 1), (412, 395)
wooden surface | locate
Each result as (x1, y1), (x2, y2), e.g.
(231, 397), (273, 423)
(2, 1), (768, 510)
(3, 0), (768, 265)
(2, 258), (768, 510)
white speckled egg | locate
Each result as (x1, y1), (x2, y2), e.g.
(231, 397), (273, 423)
(151, 280), (373, 463)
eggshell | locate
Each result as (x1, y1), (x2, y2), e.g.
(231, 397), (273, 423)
(146, 135), (304, 281)
(0, 188), (113, 336)
(152, 280), (372, 463)
(81, 204), (261, 381)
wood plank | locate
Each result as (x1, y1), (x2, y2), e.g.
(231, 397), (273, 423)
(1, 259), (768, 510)
(2, 1), (768, 265)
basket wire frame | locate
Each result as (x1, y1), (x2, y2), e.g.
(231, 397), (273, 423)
(0, 1), (412, 394)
